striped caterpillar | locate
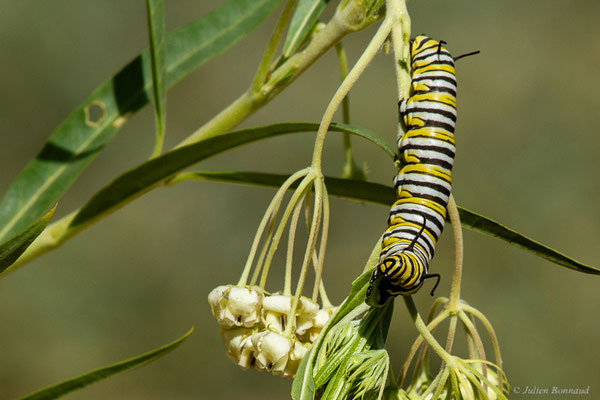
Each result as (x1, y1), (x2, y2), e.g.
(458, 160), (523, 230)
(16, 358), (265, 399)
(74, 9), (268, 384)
(367, 36), (476, 306)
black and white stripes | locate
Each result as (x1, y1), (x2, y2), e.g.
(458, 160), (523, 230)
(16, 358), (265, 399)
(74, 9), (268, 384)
(367, 35), (458, 306)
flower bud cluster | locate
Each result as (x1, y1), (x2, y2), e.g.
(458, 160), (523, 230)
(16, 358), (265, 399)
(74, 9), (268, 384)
(208, 285), (335, 378)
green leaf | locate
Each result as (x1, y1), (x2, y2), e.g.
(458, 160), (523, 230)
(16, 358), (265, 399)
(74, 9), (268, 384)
(292, 353), (316, 400)
(282, 0), (330, 58)
(0, 0), (282, 243)
(146, 0), (167, 157)
(16, 328), (193, 400)
(177, 170), (600, 275)
(2, 123), (391, 272)
(69, 123), (391, 231)
(458, 208), (600, 275)
(0, 205), (56, 273)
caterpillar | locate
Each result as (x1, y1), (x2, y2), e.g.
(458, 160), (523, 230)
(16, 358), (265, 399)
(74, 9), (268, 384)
(367, 36), (475, 306)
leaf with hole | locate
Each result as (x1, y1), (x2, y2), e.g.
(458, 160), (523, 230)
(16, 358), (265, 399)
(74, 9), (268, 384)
(6, 123), (391, 271)
(0, 0), (282, 243)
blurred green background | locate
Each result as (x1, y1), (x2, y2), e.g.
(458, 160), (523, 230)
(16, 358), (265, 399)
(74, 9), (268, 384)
(1, 0), (599, 399)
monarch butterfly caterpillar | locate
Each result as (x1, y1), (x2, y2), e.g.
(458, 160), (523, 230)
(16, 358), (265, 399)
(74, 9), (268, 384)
(367, 36), (475, 306)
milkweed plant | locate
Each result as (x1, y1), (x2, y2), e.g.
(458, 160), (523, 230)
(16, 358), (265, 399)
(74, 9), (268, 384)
(1, 0), (598, 399)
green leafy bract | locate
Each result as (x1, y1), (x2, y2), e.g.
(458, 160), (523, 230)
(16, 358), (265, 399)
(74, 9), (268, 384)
(292, 271), (372, 400)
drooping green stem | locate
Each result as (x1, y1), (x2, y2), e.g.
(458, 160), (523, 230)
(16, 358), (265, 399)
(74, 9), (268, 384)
(238, 168), (309, 286)
(397, 308), (450, 386)
(285, 179), (323, 336)
(419, 367), (449, 400)
(284, 193), (306, 295)
(311, 181), (329, 302)
(461, 303), (503, 371)
(403, 296), (455, 366)
(310, 18), (393, 172)
(260, 173), (316, 289)
(459, 310), (488, 376)
(444, 314), (458, 354)
(447, 194), (464, 308)
(429, 368), (451, 400)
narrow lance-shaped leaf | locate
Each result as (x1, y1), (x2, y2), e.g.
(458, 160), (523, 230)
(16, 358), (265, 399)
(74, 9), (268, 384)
(146, 0), (167, 157)
(69, 123), (393, 231)
(282, 0), (330, 59)
(10, 121), (597, 276)
(0, 205), (56, 273)
(177, 170), (600, 275)
(16, 328), (193, 400)
(4, 123), (391, 273)
(0, 0), (282, 243)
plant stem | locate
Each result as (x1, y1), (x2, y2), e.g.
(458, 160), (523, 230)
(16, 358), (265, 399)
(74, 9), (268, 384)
(397, 308), (449, 386)
(447, 194), (464, 308)
(444, 314), (458, 354)
(310, 18), (393, 172)
(311, 182), (329, 301)
(285, 195), (305, 295)
(260, 173), (315, 289)
(403, 296), (455, 366)
(461, 303), (503, 371)
(335, 44), (351, 125)
(285, 179), (323, 336)
(178, 1), (378, 147)
(5, 2), (383, 274)
(238, 168), (309, 286)
(335, 42), (362, 179)
(387, 0), (411, 100)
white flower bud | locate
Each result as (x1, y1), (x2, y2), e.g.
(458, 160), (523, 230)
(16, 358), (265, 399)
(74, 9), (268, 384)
(219, 327), (256, 370)
(295, 297), (319, 336)
(309, 306), (337, 342)
(208, 285), (263, 328)
(251, 330), (291, 373)
(277, 341), (310, 379)
(298, 297), (319, 316)
(207, 285), (229, 318)
(262, 295), (292, 313)
(262, 295), (292, 333)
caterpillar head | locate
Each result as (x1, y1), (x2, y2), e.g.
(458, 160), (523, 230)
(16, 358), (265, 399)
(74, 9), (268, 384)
(366, 255), (423, 307)
(366, 253), (441, 307)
